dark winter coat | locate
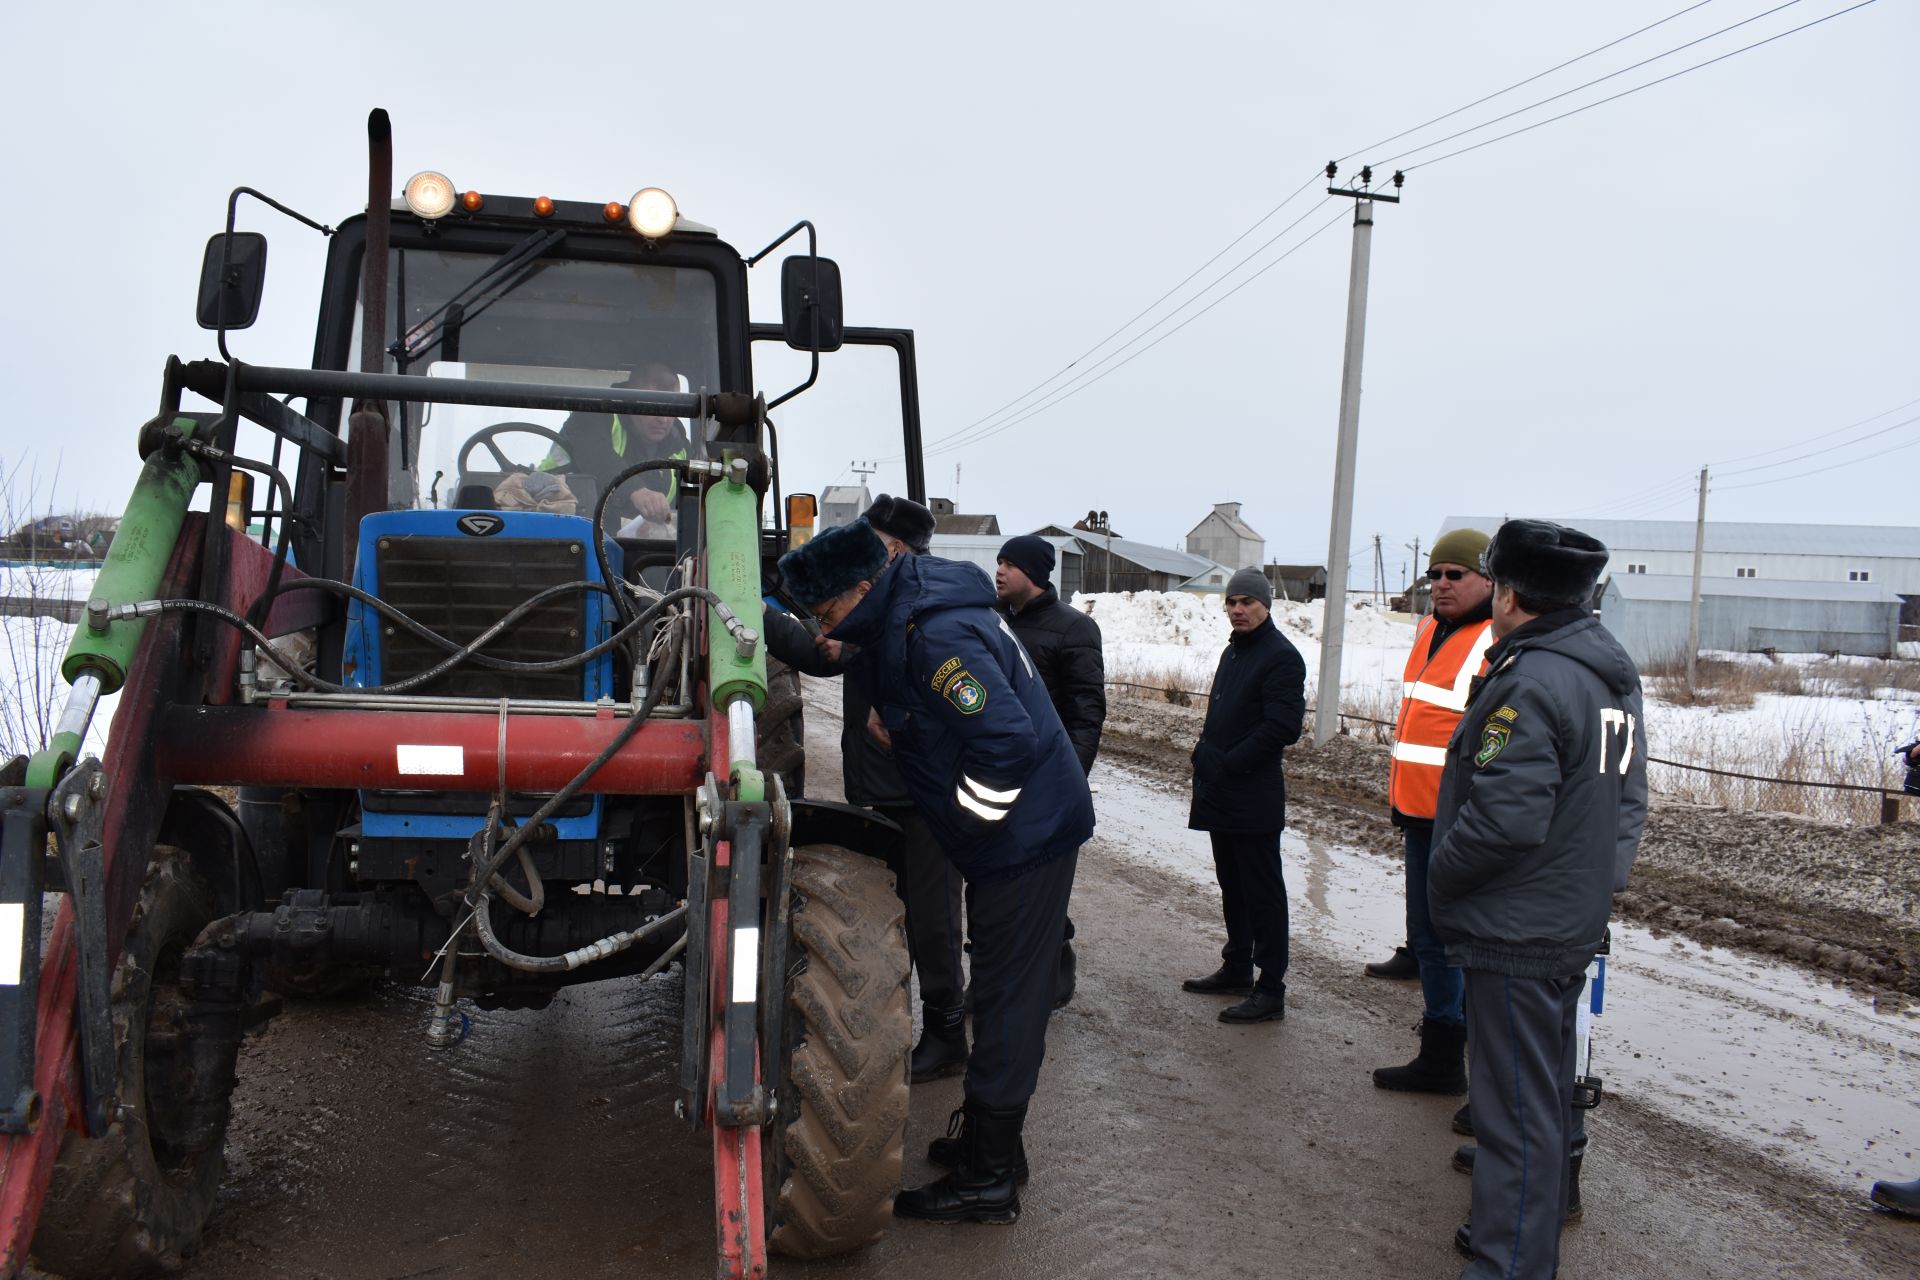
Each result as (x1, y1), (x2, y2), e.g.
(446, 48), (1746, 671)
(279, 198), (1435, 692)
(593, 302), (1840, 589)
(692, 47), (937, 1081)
(1188, 617), (1308, 834)
(833, 554), (1094, 882)
(1427, 609), (1650, 978)
(998, 587), (1107, 775)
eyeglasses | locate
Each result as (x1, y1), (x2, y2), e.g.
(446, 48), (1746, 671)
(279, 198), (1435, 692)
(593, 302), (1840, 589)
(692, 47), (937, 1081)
(1426, 568), (1469, 581)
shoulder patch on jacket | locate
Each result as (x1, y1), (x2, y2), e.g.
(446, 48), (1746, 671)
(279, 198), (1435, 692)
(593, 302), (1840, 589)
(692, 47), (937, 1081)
(944, 670), (987, 715)
(1492, 705), (1519, 723)
(930, 656), (963, 691)
(1474, 720), (1511, 768)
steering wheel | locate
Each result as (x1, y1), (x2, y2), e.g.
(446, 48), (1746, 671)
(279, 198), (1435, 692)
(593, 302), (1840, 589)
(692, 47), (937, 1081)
(455, 422), (572, 476)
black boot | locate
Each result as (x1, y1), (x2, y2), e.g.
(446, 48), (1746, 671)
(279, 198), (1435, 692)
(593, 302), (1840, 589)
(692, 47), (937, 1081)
(1452, 1102), (1474, 1136)
(928, 1105), (1030, 1183)
(1052, 941), (1077, 1011)
(1452, 1142), (1475, 1174)
(1182, 964), (1254, 996)
(1365, 945), (1418, 979)
(1371, 1018), (1468, 1094)
(1870, 1175), (1920, 1217)
(894, 1100), (1025, 1224)
(909, 1005), (968, 1084)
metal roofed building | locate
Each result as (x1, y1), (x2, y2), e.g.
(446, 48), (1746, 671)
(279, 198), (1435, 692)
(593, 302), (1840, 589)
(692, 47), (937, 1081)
(1034, 526), (1226, 594)
(1598, 573), (1903, 664)
(1437, 517), (1920, 605)
(930, 533), (1084, 598)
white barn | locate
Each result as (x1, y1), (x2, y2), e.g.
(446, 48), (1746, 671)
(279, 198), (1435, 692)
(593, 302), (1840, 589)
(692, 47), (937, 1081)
(1439, 517), (1920, 616)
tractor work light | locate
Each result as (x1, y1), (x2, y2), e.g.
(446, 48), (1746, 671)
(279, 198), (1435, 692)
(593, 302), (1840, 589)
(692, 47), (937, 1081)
(403, 170), (457, 220)
(627, 187), (678, 239)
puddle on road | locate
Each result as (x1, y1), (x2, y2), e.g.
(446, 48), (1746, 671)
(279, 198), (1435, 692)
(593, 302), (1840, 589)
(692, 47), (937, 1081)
(1091, 760), (1920, 1191)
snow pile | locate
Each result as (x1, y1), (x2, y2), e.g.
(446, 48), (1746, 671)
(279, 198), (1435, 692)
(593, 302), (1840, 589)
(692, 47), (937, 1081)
(1074, 590), (1413, 713)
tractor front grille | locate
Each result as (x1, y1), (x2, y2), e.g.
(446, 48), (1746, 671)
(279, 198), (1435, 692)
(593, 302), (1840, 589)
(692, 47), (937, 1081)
(374, 535), (593, 701)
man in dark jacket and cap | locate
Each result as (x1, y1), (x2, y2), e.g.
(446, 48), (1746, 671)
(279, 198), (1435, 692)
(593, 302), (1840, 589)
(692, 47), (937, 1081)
(1430, 519), (1647, 1279)
(995, 533), (1106, 1009)
(778, 519), (1094, 1227)
(1181, 567), (1307, 1024)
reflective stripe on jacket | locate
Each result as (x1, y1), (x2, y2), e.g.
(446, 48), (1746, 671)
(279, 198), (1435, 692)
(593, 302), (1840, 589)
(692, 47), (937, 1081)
(1388, 615), (1496, 820)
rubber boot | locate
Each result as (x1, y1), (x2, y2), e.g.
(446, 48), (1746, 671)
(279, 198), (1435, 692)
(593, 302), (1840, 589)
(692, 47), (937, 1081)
(928, 1105), (1030, 1183)
(894, 1100), (1025, 1223)
(909, 1005), (968, 1084)
(1870, 1175), (1920, 1217)
(1364, 944), (1418, 979)
(1371, 1018), (1468, 1094)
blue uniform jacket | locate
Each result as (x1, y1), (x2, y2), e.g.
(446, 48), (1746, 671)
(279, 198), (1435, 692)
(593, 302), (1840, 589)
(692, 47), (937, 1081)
(832, 554), (1095, 882)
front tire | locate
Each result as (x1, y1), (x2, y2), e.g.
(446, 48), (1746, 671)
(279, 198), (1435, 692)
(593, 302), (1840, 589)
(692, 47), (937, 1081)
(32, 847), (237, 1277)
(766, 844), (911, 1259)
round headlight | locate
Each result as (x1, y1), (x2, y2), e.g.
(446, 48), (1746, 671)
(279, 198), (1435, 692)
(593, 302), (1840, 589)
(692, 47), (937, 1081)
(403, 171), (457, 220)
(627, 187), (678, 239)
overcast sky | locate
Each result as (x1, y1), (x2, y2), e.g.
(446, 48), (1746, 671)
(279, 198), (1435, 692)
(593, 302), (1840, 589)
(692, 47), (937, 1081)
(3, 0), (1913, 589)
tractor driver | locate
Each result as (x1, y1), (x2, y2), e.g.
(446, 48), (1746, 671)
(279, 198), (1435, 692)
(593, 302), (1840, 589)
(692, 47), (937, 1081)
(541, 359), (691, 536)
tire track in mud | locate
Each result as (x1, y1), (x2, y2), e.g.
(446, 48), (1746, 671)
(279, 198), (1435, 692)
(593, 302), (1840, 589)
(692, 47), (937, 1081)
(1099, 697), (1920, 998)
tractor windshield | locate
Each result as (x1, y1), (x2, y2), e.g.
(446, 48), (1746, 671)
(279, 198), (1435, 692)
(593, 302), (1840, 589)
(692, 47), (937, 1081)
(347, 247), (721, 516)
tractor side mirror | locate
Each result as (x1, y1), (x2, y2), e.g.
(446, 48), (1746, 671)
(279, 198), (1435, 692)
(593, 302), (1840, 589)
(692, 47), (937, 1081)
(780, 255), (843, 353)
(196, 232), (268, 330)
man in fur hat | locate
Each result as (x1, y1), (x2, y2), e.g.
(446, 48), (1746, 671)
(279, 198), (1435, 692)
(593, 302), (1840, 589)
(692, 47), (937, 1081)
(778, 519), (1093, 1227)
(1429, 519), (1647, 1278)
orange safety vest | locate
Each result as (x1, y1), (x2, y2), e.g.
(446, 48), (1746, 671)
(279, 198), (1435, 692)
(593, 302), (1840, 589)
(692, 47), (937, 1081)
(1388, 614), (1496, 820)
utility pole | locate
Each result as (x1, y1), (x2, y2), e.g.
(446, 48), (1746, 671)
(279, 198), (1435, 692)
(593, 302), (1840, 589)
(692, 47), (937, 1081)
(1405, 536), (1421, 616)
(1372, 534), (1385, 608)
(1685, 465), (1708, 690)
(1314, 163), (1402, 746)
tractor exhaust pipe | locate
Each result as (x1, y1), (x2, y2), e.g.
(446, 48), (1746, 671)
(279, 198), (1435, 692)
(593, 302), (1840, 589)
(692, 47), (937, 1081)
(343, 108), (392, 565)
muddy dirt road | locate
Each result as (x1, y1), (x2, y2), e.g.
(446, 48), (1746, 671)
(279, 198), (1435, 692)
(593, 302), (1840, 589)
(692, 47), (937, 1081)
(128, 681), (1920, 1280)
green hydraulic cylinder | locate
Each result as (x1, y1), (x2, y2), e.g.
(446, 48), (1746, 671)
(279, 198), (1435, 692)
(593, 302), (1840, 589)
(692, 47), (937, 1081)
(27, 418), (204, 787)
(702, 465), (768, 802)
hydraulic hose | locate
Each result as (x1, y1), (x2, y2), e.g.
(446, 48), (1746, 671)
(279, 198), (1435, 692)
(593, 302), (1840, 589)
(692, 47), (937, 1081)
(473, 899), (687, 975)
(589, 456), (705, 630)
(463, 618), (683, 899)
(104, 583), (738, 696)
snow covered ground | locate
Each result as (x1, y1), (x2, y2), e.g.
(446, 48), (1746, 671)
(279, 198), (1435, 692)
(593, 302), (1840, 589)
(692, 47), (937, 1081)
(1078, 589), (1920, 811)
(3, 570), (1916, 809)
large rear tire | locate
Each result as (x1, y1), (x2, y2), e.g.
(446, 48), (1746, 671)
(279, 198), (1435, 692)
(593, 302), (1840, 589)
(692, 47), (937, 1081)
(757, 658), (807, 799)
(766, 844), (911, 1259)
(32, 847), (236, 1278)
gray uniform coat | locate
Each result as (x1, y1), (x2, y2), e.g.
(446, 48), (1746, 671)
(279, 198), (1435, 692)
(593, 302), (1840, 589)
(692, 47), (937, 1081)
(1428, 609), (1649, 978)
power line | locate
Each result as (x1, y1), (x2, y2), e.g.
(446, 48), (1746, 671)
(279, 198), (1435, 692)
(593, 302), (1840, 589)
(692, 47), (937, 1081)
(923, 197), (1339, 459)
(1715, 410), (1920, 477)
(1402, 0), (1880, 172)
(912, 170), (1323, 452)
(1340, 0), (1722, 162)
(925, 206), (1353, 460)
(1714, 416), (1920, 490)
(1709, 393), (1920, 467)
(1376, 0), (1810, 169)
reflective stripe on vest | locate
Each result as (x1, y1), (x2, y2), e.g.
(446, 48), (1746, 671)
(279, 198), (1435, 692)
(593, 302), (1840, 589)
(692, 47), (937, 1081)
(1388, 616), (1495, 819)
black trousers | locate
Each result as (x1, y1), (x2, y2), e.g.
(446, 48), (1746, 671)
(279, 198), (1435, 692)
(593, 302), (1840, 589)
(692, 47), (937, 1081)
(1208, 830), (1289, 995)
(882, 805), (966, 1011)
(1462, 968), (1583, 1280)
(964, 847), (1079, 1112)
(878, 805), (966, 1011)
